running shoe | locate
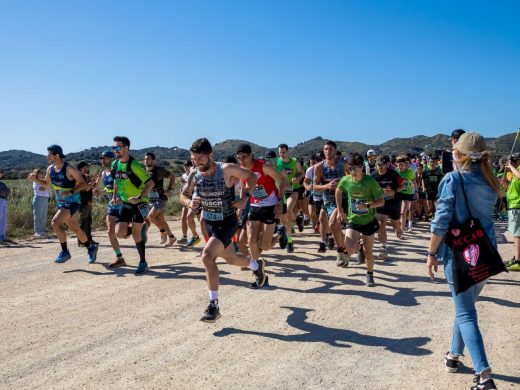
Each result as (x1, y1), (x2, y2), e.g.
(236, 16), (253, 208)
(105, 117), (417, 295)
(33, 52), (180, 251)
(278, 226), (288, 249)
(54, 250), (72, 263)
(200, 301), (221, 323)
(135, 261), (148, 275)
(141, 224), (148, 244)
(357, 245), (365, 264)
(327, 235), (335, 250)
(160, 233), (167, 245)
(253, 259), (267, 287)
(318, 242), (327, 253)
(249, 275), (270, 289)
(296, 213), (304, 232)
(186, 235), (201, 247)
(87, 243), (98, 264)
(165, 235), (176, 248)
(303, 216), (310, 226)
(176, 236), (188, 245)
(378, 247), (388, 260)
(366, 273), (375, 287)
(109, 257), (127, 268)
(443, 352), (461, 373)
(470, 376), (497, 390)
(506, 260), (520, 272)
(286, 242), (294, 253)
(336, 251), (349, 268)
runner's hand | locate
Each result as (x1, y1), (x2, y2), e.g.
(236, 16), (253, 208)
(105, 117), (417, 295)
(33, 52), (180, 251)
(128, 196), (140, 204)
(328, 179), (338, 190)
(427, 256), (438, 281)
(337, 211), (346, 223)
(232, 197), (247, 210)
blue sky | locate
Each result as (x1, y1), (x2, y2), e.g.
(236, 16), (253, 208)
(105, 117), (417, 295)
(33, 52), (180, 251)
(1, 0), (519, 154)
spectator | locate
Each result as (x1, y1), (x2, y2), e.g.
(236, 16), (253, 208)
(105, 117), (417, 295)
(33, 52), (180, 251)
(0, 170), (11, 243)
(442, 129), (466, 173)
(30, 168), (50, 238)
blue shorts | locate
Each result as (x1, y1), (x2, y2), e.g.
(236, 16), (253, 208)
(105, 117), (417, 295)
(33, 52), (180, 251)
(58, 202), (81, 216)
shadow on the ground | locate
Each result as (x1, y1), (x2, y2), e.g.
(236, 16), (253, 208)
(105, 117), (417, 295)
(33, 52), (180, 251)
(214, 306), (432, 355)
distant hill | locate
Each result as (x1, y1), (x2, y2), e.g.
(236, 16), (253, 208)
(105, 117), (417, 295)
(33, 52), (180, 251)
(1, 132), (517, 178)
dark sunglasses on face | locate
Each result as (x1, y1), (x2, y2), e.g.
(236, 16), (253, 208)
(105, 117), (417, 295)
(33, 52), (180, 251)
(112, 146), (123, 151)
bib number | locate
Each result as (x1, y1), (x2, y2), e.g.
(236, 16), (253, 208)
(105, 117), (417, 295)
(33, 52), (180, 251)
(138, 203), (149, 218)
(203, 206), (224, 221)
(351, 198), (369, 215)
(253, 185), (268, 200)
(148, 189), (160, 201)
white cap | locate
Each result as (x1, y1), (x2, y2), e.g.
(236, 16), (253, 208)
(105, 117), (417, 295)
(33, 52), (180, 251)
(367, 149), (376, 156)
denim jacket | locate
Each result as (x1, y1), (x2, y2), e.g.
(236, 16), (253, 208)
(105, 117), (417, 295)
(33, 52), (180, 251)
(430, 164), (497, 262)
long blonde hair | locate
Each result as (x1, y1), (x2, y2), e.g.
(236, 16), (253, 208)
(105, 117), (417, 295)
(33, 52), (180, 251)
(456, 151), (502, 195)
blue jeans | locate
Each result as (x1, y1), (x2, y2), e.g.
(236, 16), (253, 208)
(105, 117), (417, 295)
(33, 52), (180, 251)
(33, 195), (49, 235)
(0, 198), (7, 240)
(444, 256), (490, 374)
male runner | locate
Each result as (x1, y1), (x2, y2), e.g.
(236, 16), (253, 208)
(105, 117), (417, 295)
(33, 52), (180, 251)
(313, 141), (348, 263)
(372, 155), (404, 259)
(276, 143), (305, 252)
(396, 155), (416, 235)
(422, 156), (443, 218)
(29, 145), (98, 263)
(96, 150), (126, 267)
(236, 144), (288, 269)
(143, 152), (176, 247)
(111, 136), (155, 275)
(336, 153), (385, 286)
(364, 149), (377, 175)
(181, 138), (266, 323)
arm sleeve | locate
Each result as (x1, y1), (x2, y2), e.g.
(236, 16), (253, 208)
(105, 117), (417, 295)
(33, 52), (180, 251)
(430, 173), (456, 237)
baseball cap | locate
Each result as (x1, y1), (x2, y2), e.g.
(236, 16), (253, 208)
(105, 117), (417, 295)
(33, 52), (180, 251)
(367, 149), (376, 156)
(76, 161), (90, 170)
(510, 153), (520, 162)
(47, 144), (66, 158)
(236, 143), (252, 154)
(100, 150), (115, 158)
(375, 155), (389, 165)
(266, 150), (276, 159)
(453, 132), (487, 156)
(451, 129), (466, 141)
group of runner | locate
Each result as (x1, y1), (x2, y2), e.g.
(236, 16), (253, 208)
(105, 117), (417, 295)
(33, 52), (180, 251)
(28, 133), (518, 324)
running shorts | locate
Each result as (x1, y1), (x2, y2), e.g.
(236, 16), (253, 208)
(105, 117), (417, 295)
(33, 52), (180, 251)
(249, 205), (276, 225)
(346, 219), (380, 236)
(118, 202), (148, 224)
(206, 214), (238, 248)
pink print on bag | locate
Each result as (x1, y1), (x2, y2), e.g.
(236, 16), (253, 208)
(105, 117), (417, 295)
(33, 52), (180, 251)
(463, 243), (480, 267)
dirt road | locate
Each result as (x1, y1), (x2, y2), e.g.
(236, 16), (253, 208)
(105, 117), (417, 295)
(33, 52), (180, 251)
(1, 221), (518, 389)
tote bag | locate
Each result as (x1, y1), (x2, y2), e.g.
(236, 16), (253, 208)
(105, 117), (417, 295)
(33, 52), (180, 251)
(444, 173), (507, 293)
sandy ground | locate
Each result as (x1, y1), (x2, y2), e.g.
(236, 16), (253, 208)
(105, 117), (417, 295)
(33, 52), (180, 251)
(0, 219), (518, 390)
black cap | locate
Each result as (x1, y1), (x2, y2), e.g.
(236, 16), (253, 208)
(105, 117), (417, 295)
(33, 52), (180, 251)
(236, 143), (252, 154)
(77, 161), (90, 170)
(266, 150), (276, 158)
(510, 153), (520, 162)
(47, 144), (66, 158)
(376, 155), (389, 164)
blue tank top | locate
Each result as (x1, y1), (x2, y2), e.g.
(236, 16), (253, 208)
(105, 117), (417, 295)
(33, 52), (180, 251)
(193, 162), (236, 221)
(102, 170), (115, 193)
(321, 159), (345, 203)
(50, 162), (81, 204)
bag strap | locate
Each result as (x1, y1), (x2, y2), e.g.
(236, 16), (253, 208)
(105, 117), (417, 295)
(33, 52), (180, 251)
(457, 171), (474, 219)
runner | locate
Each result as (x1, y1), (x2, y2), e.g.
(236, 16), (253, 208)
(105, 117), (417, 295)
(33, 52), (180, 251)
(422, 156), (444, 219)
(313, 141), (348, 264)
(372, 155), (404, 259)
(76, 161), (97, 246)
(276, 144), (305, 252)
(177, 160), (202, 246)
(236, 144), (288, 273)
(364, 149), (377, 175)
(29, 145), (98, 263)
(396, 155), (416, 235)
(303, 153), (322, 231)
(111, 136), (155, 275)
(95, 150), (126, 267)
(180, 138), (266, 323)
(143, 152), (177, 247)
(336, 152), (385, 286)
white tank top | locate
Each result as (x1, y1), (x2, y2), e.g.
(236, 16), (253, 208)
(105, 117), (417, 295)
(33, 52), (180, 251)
(33, 181), (50, 197)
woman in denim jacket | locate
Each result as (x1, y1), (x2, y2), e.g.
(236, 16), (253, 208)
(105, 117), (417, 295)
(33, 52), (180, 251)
(427, 132), (501, 390)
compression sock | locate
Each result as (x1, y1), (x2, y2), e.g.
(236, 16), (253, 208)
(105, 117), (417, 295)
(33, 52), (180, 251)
(135, 240), (146, 262)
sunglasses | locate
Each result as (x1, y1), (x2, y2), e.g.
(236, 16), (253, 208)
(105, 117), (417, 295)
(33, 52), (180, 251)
(112, 146), (123, 151)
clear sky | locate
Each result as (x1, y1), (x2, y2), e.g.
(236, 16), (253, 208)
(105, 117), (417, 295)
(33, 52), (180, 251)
(1, 0), (519, 154)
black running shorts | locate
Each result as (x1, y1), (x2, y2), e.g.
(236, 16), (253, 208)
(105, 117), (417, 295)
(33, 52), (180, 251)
(118, 202), (148, 224)
(248, 205), (276, 225)
(205, 215), (238, 248)
(346, 219), (380, 236)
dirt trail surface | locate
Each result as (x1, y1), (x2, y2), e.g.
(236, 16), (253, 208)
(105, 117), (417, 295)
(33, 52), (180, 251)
(1, 220), (519, 389)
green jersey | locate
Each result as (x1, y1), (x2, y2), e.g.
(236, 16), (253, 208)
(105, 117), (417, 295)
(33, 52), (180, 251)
(396, 168), (416, 195)
(337, 174), (384, 225)
(276, 157), (301, 190)
(111, 157), (151, 202)
(507, 175), (520, 209)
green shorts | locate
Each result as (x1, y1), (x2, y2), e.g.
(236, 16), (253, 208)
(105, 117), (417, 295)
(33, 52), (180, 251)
(508, 209), (520, 237)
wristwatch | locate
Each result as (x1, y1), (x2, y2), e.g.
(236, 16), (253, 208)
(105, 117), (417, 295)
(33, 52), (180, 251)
(428, 251), (437, 257)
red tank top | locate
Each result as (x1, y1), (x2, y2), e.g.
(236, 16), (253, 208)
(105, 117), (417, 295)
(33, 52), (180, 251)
(244, 159), (278, 205)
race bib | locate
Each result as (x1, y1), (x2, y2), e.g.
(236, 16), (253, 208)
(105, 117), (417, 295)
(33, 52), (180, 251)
(148, 189), (160, 201)
(351, 198), (369, 215)
(203, 206), (224, 221)
(253, 185), (268, 200)
(138, 203), (149, 218)
(429, 176), (438, 182)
